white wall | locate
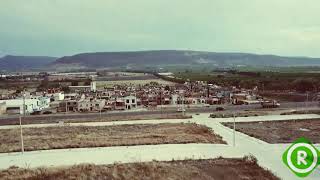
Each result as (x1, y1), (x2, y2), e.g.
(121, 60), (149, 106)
(0, 99), (40, 114)
(91, 81), (97, 92)
(124, 95), (137, 109)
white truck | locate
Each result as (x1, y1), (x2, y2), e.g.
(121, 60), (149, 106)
(261, 100), (280, 108)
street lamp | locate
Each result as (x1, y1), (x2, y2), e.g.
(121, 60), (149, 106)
(19, 116), (24, 154)
(20, 89), (26, 154)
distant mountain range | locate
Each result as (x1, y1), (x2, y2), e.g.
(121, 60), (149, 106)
(1, 50), (320, 71)
(0, 55), (57, 71)
(52, 50), (320, 69)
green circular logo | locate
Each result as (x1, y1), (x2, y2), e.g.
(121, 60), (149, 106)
(289, 145), (316, 170)
(283, 139), (319, 177)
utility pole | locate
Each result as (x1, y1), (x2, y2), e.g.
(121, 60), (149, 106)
(65, 101), (68, 113)
(23, 89), (26, 117)
(306, 92), (309, 108)
(182, 92), (185, 116)
(160, 90), (163, 117)
(305, 92), (309, 113)
(99, 95), (102, 120)
(233, 114), (236, 147)
(19, 116), (24, 154)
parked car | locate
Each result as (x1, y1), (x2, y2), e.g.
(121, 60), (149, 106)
(43, 111), (52, 114)
(30, 111), (41, 115)
(216, 107), (225, 111)
(261, 100), (280, 108)
(203, 104), (210, 107)
(176, 108), (186, 112)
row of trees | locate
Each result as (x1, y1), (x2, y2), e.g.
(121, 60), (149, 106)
(209, 78), (320, 92)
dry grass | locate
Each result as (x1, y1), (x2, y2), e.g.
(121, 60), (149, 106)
(65, 114), (192, 123)
(0, 157), (279, 180)
(280, 109), (320, 115)
(0, 123), (225, 153)
(0, 114), (192, 126)
(210, 111), (268, 118)
(223, 119), (320, 143)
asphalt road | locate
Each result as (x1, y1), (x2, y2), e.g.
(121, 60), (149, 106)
(0, 102), (317, 124)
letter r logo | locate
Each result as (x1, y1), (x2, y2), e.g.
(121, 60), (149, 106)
(282, 137), (320, 177)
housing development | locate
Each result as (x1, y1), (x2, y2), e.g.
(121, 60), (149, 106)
(0, 71), (281, 116)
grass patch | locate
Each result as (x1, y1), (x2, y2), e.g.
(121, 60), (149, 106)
(0, 157), (279, 180)
(222, 119), (320, 143)
(0, 123), (225, 153)
(0, 114), (192, 126)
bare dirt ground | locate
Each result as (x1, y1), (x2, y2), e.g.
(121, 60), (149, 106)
(223, 119), (320, 143)
(280, 109), (320, 115)
(210, 111), (268, 118)
(0, 123), (225, 153)
(0, 157), (279, 180)
(260, 92), (309, 102)
(0, 114), (191, 126)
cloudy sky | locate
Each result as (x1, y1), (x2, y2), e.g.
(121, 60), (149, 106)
(0, 0), (319, 57)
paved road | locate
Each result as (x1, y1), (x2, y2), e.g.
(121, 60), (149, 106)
(0, 113), (319, 179)
(0, 102), (317, 124)
(1, 114), (319, 130)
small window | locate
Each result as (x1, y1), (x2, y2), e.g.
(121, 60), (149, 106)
(132, 99), (135, 103)
(126, 99), (129, 103)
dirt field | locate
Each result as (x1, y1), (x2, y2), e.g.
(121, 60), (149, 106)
(210, 111), (268, 118)
(223, 119), (320, 143)
(280, 109), (320, 115)
(0, 157), (279, 180)
(260, 92), (309, 102)
(0, 114), (191, 126)
(0, 123), (225, 153)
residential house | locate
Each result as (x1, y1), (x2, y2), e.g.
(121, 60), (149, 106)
(114, 99), (126, 110)
(78, 98), (105, 112)
(0, 97), (43, 115)
(124, 95), (137, 110)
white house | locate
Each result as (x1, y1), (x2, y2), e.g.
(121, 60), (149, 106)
(78, 98), (105, 112)
(171, 94), (179, 105)
(124, 95), (137, 110)
(46, 92), (65, 101)
(37, 96), (51, 110)
(0, 96), (50, 115)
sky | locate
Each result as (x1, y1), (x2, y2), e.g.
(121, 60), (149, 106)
(0, 0), (319, 57)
